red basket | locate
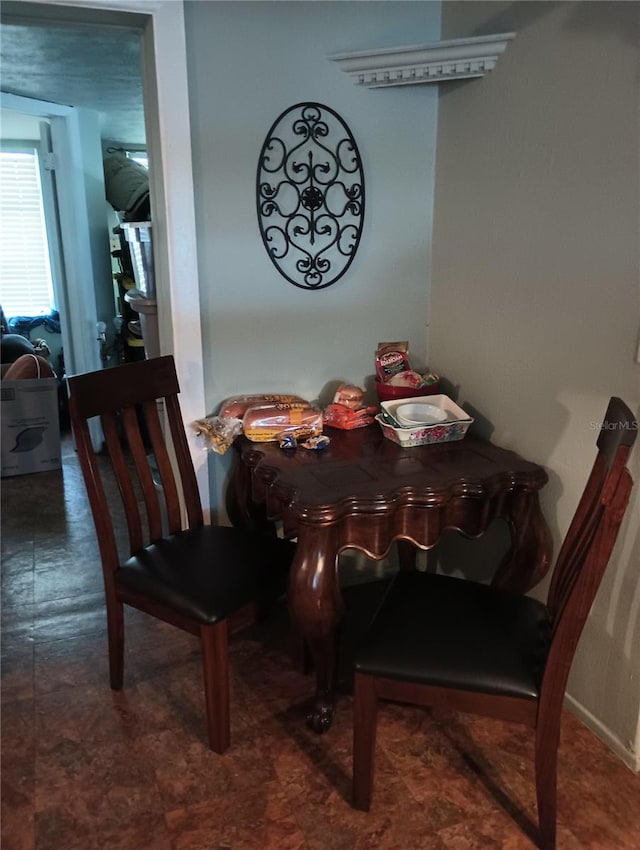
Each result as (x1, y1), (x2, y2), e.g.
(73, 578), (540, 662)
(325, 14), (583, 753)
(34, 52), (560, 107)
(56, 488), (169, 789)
(375, 378), (441, 403)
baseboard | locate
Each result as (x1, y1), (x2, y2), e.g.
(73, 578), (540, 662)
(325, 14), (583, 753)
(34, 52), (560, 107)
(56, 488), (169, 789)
(565, 693), (640, 773)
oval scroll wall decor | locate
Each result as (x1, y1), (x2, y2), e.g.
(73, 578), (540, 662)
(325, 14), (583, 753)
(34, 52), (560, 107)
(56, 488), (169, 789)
(256, 103), (365, 290)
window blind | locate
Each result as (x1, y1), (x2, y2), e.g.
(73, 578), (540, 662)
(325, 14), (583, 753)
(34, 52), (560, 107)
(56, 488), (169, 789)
(0, 150), (55, 319)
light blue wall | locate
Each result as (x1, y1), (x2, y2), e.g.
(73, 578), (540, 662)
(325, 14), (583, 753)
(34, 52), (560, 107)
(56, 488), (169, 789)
(184, 0), (440, 513)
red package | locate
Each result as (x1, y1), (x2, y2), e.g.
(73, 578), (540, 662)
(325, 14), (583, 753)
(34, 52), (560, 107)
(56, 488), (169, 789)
(375, 341), (412, 383)
(323, 403), (377, 430)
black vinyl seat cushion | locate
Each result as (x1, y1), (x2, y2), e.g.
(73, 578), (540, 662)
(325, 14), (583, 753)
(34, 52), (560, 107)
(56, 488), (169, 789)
(116, 526), (295, 625)
(355, 571), (552, 701)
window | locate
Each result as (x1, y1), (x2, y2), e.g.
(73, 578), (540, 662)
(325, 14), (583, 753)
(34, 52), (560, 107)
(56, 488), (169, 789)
(0, 148), (55, 319)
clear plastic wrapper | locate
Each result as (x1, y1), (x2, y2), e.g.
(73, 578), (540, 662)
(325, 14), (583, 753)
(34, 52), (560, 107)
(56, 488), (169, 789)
(323, 403), (376, 430)
(219, 393), (305, 420)
(300, 434), (330, 451)
(243, 403), (323, 443)
(332, 384), (364, 410)
(323, 383), (376, 430)
(191, 416), (243, 455)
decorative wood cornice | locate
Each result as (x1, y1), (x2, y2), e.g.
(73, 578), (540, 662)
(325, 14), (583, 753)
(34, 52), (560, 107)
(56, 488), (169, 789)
(329, 33), (515, 89)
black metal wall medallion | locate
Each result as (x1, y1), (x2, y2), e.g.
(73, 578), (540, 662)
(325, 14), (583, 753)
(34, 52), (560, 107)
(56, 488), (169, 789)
(257, 103), (365, 290)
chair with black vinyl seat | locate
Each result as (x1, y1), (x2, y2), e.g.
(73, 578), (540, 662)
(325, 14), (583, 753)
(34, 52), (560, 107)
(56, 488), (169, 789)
(67, 355), (294, 753)
(352, 397), (636, 850)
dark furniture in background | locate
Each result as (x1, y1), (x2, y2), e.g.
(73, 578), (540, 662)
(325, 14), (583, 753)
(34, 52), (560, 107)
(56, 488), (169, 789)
(68, 355), (294, 752)
(229, 426), (552, 733)
(351, 397), (636, 850)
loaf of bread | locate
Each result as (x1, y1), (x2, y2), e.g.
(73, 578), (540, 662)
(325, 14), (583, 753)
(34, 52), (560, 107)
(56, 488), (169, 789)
(219, 393), (306, 420)
(243, 403), (323, 442)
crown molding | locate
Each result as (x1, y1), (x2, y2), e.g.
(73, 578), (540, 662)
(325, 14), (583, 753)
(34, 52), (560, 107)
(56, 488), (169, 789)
(329, 33), (516, 89)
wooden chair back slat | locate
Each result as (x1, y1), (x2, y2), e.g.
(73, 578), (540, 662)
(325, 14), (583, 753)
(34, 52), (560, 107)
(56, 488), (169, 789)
(71, 409), (121, 579)
(142, 397), (184, 534)
(120, 404), (165, 543)
(547, 455), (604, 619)
(165, 394), (204, 529)
(100, 409), (145, 554)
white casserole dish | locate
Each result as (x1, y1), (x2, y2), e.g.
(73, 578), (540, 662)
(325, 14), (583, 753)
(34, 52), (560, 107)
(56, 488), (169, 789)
(377, 394), (474, 447)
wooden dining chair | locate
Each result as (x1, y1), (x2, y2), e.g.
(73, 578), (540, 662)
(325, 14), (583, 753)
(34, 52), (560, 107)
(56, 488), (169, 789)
(352, 397), (636, 849)
(67, 355), (294, 753)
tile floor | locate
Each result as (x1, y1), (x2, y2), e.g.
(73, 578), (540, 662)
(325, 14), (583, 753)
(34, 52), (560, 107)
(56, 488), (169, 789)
(2, 433), (640, 849)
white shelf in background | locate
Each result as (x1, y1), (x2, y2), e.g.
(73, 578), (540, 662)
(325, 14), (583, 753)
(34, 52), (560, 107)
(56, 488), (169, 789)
(329, 33), (516, 89)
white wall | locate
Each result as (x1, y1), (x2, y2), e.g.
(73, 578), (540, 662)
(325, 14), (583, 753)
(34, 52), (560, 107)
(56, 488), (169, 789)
(432, 1), (640, 768)
(184, 0), (441, 515)
(0, 109), (42, 141)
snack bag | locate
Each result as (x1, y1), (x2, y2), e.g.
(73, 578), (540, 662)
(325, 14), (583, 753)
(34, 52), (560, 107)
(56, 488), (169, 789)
(323, 404), (376, 430)
(191, 416), (243, 454)
(375, 342), (412, 383)
(375, 342), (440, 390)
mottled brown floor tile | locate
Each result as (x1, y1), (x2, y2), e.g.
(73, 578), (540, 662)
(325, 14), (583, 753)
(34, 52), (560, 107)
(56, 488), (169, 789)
(1, 698), (36, 850)
(436, 810), (540, 849)
(33, 632), (108, 695)
(138, 729), (233, 807)
(33, 563), (103, 603)
(0, 528), (35, 562)
(35, 809), (174, 850)
(32, 591), (106, 642)
(2, 568), (34, 607)
(1, 647), (35, 703)
(1, 803), (35, 850)
(165, 780), (307, 850)
(34, 731), (167, 847)
(1, 603), (34, 655)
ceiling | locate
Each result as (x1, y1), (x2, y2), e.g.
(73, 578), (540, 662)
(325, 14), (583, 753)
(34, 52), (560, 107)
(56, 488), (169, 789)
(0, 8), (147, 146)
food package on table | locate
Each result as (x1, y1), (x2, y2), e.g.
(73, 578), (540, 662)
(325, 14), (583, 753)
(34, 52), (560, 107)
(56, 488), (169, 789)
(375, 341), (412, 384)
(219, 393), (306, 420)
(375, 342), (439, 389)
(193, 393), (312, 453)
(191, 415), (243, 455)
(323, 384), (377, 430)
(243, 402), (323, 443)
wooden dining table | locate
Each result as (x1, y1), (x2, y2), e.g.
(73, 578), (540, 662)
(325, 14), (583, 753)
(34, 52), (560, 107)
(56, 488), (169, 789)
(227, 424), (552, 732)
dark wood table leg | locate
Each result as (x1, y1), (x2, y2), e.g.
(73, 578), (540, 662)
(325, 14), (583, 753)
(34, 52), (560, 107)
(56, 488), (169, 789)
(493, 491), (553, 593)
(288, 524), (343, 733)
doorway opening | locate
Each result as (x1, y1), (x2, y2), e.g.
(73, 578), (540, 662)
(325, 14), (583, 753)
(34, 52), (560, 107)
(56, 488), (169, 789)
(0, 0), (208, 511)
(0, 10), (148, 397)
